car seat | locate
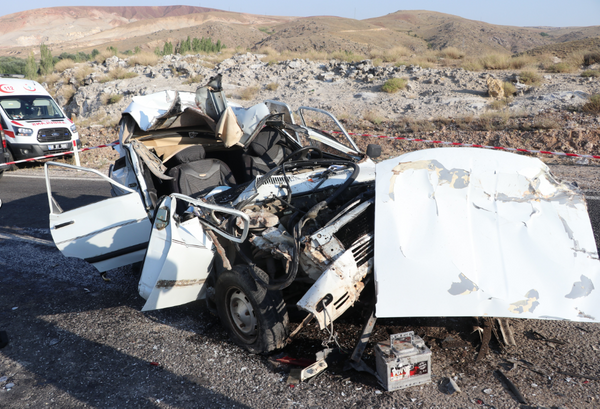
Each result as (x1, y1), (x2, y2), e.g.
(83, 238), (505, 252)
(164, 145), (236, 198)
(241, 127), (291, 182)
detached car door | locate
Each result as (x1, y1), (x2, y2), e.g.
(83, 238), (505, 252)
(46, 162), (152, 272)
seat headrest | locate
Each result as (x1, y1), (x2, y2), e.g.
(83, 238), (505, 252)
(166, 145), (206, 167)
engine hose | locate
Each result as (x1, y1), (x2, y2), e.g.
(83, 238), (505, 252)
(238, 159), (360, 291)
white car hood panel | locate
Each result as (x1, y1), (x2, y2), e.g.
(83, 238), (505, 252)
(374, 148), (600, 322)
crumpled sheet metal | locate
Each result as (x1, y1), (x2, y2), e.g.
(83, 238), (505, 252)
(374, 148), (600, 322)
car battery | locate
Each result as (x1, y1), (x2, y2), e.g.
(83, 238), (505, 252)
(374, 331), (432, 391)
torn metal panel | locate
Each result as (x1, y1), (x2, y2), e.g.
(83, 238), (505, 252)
(374, 148), (600, 322)
(297, 250), (372, 329)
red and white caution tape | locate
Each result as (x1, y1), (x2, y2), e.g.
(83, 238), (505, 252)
(0, 141), (120, 168)
(333, 131), (600, 160)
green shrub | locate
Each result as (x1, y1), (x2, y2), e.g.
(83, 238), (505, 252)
(381, 77), (407, 93)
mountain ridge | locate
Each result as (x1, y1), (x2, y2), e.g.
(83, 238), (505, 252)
(0, 6), (598, 58)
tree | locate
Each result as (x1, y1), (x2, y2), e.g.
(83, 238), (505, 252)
(163, 42), (173, 56)
(25, 51), (37, 79)
(39, 43), (54, 76)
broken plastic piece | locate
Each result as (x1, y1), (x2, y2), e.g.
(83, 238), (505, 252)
(300, 360), (328, 381)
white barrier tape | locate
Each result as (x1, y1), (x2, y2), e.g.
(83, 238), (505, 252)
(330, 131), (600, 160)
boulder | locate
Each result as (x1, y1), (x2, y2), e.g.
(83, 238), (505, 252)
(486, 76), (504, 99)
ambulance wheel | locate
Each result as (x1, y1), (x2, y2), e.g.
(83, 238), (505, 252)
(5, 150), (17, 171)
(215, 265), (288, 354)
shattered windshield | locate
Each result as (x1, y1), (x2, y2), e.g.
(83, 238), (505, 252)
(0, 95), (65, 121)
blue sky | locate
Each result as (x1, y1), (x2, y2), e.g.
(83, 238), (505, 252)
(2, 0), (599, 27)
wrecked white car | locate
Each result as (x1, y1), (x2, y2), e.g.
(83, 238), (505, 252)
(45, 76), (600, 356)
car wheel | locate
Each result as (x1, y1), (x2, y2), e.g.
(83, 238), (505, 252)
(5, 150), (17, 171)
(215, 265), (288, 354)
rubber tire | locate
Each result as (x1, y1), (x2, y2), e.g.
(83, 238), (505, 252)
(5, 150), (17, 171)
(215, 265), (289, 354)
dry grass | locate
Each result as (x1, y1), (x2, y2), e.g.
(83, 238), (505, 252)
(479, 53), (511, 70)
(582, 94), (600, 113)
(369, 46), (411, 63)
(582, 70), (600, 78)
(73, 64), (94, 85)
(455, 114), (475, 130)
(508, 55), (536, 69)
(519, 70), (543, 86)
(440, 47), (464, 60)
(545, 62), (577, 73)
(461, 58), (484, 71)
(404, 119), (436, 133)
(40, 72), (60, 87)
(381, 78), (407, 93)
(363, 110), (383, 125)
(55, 59), (75, 73)
(532, 117), (560, 129)
(239, 86), (259, 100)
(99, 67), (137, 83)
(59, 84), (76, 102)
(127, 52), (159, 67)
(478, 111), (511, 131)
(266, 82), (279, 91)
(487, 99), (509, 110)
(503, 81), (516, 97)
(183, 74), (204, 85)
(77, 112), (120, 128)
(94, 50), (117, 65)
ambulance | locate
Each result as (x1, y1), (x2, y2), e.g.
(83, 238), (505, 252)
(0, 78), (80, 162)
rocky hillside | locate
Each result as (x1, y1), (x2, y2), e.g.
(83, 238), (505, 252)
(47, 52), (599, 130)
(1, 6), (599, 58)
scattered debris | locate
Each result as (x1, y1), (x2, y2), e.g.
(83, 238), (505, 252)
(557, 371), (600, 381)
(497, 318), (516, 346)
(440, 377), (462, 394)
(495, 369), (527, 404)
(274, 356), (315, 368)
(530, 331), (567, 345)
(476, 318), (493, 361)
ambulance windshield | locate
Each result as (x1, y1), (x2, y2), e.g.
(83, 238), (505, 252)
(0, 95), (65, 121)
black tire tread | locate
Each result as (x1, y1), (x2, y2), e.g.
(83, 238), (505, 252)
(215, 265), (288, 354)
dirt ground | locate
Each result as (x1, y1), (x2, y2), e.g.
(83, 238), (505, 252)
(2, 110), (600, 408)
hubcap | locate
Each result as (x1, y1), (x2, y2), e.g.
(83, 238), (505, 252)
(229, 289), (257, 337)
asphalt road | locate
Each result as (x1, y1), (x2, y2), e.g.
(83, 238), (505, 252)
(0, 170), (112, 229)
